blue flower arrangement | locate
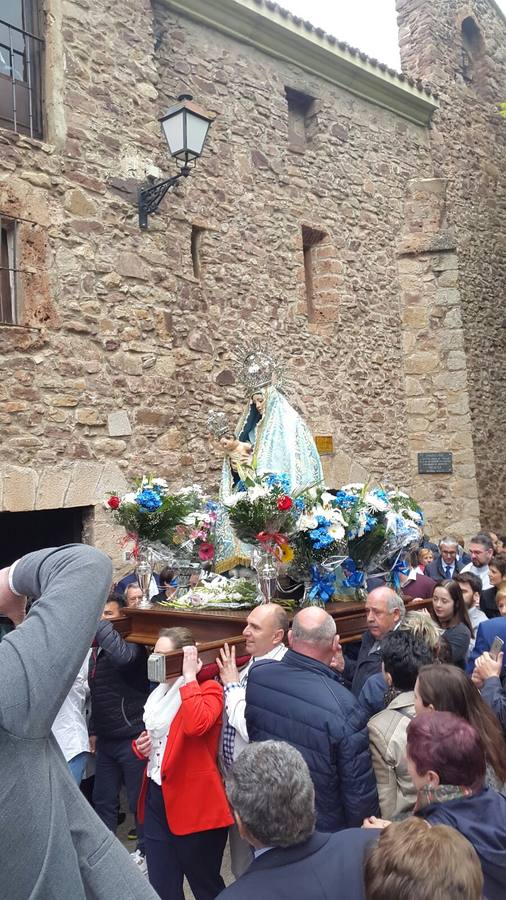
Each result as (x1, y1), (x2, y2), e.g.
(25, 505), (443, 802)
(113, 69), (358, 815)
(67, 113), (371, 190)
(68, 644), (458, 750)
(104, 477), (203, 545)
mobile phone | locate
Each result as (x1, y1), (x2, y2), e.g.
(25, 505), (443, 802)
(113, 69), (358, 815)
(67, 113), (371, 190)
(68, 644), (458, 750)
(489, 636), (504, 661)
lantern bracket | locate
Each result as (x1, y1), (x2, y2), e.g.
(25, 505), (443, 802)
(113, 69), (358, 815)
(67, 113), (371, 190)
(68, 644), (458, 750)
(138, 166), (191, 230)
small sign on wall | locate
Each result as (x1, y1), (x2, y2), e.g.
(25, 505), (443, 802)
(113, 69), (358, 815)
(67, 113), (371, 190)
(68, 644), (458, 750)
(417, 452), (453, 474)
(315, 435), (334, 455)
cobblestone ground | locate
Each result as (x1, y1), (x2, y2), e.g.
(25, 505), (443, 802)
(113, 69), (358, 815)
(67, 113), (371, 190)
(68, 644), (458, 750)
(117, 793), (233, 898)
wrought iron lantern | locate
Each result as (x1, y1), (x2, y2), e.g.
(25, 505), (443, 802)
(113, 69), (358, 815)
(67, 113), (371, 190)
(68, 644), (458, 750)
(138, 94), (213, 229)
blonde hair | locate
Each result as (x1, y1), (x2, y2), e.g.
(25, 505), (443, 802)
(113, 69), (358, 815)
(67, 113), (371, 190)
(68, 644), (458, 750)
(400, 610), (442, 652)
(496, 579), (506, 600)
(364, 818), (483, 900)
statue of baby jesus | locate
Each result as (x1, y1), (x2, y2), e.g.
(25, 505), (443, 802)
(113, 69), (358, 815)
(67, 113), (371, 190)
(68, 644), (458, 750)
(218, 433), (253, 474)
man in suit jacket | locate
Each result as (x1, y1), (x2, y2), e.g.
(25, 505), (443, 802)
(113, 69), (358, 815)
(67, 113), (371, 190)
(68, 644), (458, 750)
(336, 587), (405, 696)
(0, 544), (158, 900)
(216, 740), (378, 900)
(425, 537), (466, 583)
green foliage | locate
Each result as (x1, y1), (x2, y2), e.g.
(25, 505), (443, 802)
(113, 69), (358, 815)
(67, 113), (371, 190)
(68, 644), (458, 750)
(114, 494), (196, 544)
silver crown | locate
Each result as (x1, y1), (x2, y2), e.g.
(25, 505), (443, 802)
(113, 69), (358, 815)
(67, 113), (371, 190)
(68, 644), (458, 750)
(207, 410), (230, 438)
(234, 344), (280, 394)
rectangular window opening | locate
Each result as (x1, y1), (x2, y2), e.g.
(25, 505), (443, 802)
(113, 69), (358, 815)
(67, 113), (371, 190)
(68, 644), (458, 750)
(191, 225), (204, 280)
(0, 214), (18, 324)
(302, 225), (327, 322)
(285, 87), (316, 151)
(0, 1), (44, 139)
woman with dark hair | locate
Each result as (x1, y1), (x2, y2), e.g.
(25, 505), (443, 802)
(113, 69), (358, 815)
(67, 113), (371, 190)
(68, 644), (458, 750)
(430, 579), (472, 668)
(414, 663), (506, 792)
(489, 553), (506, 586)
(133, 627), (233, 900)
(367, 631), (434, 819)
(364, 712), (506, 900)
(484, 553), (506, 616)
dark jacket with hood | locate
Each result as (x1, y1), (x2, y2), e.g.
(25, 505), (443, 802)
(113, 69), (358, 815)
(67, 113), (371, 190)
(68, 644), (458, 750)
(89, 620), (149, 740)
(245, 649), (379, 832)
(416, 788), (506, 900)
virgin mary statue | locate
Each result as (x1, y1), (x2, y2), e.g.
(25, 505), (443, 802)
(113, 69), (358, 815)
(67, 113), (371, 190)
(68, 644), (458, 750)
(213, 350), (323, 574)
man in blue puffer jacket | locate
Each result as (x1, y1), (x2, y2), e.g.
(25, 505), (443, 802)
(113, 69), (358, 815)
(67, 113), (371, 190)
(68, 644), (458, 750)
(245, 607), (379, 832)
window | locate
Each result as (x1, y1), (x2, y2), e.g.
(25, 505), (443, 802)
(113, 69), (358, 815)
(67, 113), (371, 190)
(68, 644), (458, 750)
(302, 225), (326, 322)
(285, 87), (316, 151)
(0, 0), (44, 138)
(0, 214), (18, 324)
(460, 17), (484, 85)
(191, 225), (204, 279)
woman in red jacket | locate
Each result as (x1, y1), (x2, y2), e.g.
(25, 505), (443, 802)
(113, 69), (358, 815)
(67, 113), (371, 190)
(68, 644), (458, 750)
(134, 627), (233, 900)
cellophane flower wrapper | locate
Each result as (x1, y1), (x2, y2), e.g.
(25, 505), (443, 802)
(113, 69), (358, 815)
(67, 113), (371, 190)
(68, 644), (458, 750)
(287, 487), (345, 576)
(307, 483), (424, 592)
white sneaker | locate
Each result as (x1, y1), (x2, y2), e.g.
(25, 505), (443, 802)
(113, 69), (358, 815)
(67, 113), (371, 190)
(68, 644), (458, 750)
(130, 849), (148, 876)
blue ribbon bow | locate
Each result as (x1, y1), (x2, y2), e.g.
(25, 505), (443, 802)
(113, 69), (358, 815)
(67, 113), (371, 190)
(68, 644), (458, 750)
(308, 565), (336, 603)
(387, 554), (410, 591)
(342, 558), (365, 588)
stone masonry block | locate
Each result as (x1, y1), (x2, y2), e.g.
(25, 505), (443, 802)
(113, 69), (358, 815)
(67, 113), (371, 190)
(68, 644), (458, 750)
(35, 469), (71, 510)
(2, 465), (38, 512)
(64, 462), (103, 508)
(107, 410), (132, 437)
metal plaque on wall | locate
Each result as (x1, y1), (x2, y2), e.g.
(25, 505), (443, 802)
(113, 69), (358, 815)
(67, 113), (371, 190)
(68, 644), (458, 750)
(417, 452), (453, 475)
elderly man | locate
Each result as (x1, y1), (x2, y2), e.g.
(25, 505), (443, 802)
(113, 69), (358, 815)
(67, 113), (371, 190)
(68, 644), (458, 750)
(124, 583), (143, 608)
(335, 587), (405, 697)
(0, 544), (158, 900)
(246, 608), (378, 832)
(217, 741), (378, 900)
(216, 602), (288, 876)
(425, 537), (466, 583)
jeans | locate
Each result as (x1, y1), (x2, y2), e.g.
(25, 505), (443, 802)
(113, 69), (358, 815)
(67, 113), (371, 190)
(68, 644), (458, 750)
(144, 780), (228, 900)
(68, 751), (89, 785)
(93, 736), (146, 853)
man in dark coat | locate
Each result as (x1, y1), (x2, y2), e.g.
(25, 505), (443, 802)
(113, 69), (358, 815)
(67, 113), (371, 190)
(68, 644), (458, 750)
(217, 740), (379, 900)
(245, 608), (378, 832)
(336, 587), (405, 697)
(89, 596), (149, 863)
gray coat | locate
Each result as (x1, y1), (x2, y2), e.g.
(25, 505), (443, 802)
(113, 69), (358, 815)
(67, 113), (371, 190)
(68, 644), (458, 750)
(0, 544), (158, 900)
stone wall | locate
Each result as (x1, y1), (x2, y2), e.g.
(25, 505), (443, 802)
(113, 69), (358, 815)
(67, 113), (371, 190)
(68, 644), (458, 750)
(0, 0), (491, 567)
(396, 0), (506, 529)
(398, 177), (481, 539)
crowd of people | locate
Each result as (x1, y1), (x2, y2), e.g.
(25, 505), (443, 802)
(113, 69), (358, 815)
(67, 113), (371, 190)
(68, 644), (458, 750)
(1, 532), (506, 900)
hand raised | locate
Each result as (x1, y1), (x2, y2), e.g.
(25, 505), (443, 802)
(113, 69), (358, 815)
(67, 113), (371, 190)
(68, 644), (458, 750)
(182, 644), (202, 683)
(216, 642), (240, 685)
(475, 650), (503, 681)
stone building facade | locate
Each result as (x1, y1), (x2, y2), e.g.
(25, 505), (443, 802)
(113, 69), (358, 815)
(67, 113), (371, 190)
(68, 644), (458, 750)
(0, 0), (504, 568)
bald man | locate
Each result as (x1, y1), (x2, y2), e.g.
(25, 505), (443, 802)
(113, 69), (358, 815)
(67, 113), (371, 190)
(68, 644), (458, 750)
(245, 608), (378, 832)
(334, 587), (405, 697)
(217, 603), (288, 876)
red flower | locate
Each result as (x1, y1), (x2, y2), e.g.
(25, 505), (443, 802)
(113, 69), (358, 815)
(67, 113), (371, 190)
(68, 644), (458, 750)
(107, 496), (120, 509)
(277, 495), (293, 511)
(198, 542), (215, 561)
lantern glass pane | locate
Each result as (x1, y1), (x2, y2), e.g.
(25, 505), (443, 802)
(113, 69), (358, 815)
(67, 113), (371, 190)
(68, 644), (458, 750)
(162, 112), (184, 157)
(185, 114), (210, 157)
